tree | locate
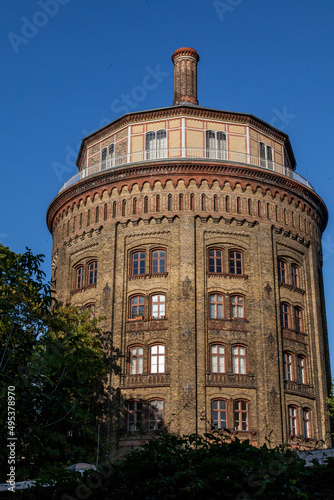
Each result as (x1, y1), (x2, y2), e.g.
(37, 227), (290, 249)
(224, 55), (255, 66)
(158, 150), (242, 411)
(0, 245), (119, 480)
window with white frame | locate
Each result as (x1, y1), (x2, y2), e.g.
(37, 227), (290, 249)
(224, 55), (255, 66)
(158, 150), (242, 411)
(145, 130), (167, 159)
(259, 142), (273, 169)
(206, 130), (227, 159)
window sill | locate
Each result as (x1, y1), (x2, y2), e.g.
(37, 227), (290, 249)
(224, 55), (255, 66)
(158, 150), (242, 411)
(71, 283), (97, 295)
(208, 272), (248, 280)
(282, 328), (307, 344)
(128, 272), (168, 280)
(279, 282), (305, 295)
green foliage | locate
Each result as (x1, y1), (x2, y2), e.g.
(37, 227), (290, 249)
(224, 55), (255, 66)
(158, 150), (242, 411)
(13, 433), (334, 499)
(0, 245), (119, 480)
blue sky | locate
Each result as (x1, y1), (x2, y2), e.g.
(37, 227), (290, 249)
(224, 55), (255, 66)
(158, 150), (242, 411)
(1, 0), (334, 375)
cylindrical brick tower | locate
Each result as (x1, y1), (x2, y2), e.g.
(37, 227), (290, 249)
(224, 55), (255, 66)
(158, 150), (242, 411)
(172, 47), (199, 105)
(47, 49), (331, 451)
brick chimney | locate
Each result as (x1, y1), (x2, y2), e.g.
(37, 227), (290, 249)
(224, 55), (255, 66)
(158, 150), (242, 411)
(172, 47), (200, 106)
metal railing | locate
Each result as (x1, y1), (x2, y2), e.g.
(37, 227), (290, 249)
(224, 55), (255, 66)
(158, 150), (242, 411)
(58, 148), (314, 193)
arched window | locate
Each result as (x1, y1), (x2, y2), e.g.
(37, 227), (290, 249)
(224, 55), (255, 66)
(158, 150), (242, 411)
(237, 197), (241, 214)
(302, 408), (311, 438)
(87, 260), (97, 285)
(95, 206), (99, 223)
(112, 201), (117, 218)
(79, 213), (83, 229)
(229, 250), (243, 275)
(127, 400), (143, 432)
(156, 195), (160, 212)
(258, 200), (262, 218)
(87, 209), (91, 226)
(104, 203), (108, 220)
(209, 249), (223, 274)
(122, 200), (126, 217)
(232, 345), (247, 374)
(179, 193), (183, 211)
(190, 193), (194, 211)
(101, 147), (107, 170)
(84, 303), (95, 318)
(168, 194), (172, 211)
(150, 294), (166, 319)
(267, 203), (270, 219)
(129, 295), (145, 319)
(201, 194), (206, 211)
(75, 265), (84, 289)
(248, 199), (252, 216)
(297, 355), (306, 384)
(206, 130), (227, 159)
(151, 249), (166, 274)
(212, 399), (228, 430)
(213, 195), (218, 212)
(129, 345), (144, 375)
(291, 264), (300, 288)
(133, 198), (137, 215)
(278, 259), (288, 283)
(156, 130), (167, 158)
(283, 352), (293, 381)
(147, 399), (164, 431)
(294, 307), (303, 332)
(72, 216), (76, 232)
(225, 195), (230, 212)
(280, 303), (291, 329)
(144, 196), (148, 214)
(234, 400), (249, 431)
(150, 344), (165, 373)
(288, 405), (298, 436)
(209, 293), (224, 319)
(230, 295), (245, 319)
(210, 344), (226, 373)
(132, 251), (146, 276)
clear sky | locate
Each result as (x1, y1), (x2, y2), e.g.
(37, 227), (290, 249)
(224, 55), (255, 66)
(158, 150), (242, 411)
(1, 0), (334, 375)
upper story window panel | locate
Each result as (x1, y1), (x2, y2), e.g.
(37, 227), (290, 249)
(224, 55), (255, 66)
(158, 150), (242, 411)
(210, 344), (226, 373)
(132, 251), (146, 276)
(101, 143), (115, 170)
(206, 130), (227, 159)
(212, 399), (228, 430)
(209, 249), (223, 274)
(75, 265), (84, 290)
(280, 303), (291, 329)
(151, 294), (166, 319)
(209, 293), (224, 319)
(230, 295), (245, 319)
(229, 250), (243, 275)
(130, 295), (145, 319)
(259, 142), (273, 169)
(146, 130), (167, 160)
(278, 259), (288, 283)
(291, 264), (300, 288)
(88, 260), (97, 285)
(150, 344), (165, 374)
(129, 345), (144, 375)
(151, 249), (166, 274)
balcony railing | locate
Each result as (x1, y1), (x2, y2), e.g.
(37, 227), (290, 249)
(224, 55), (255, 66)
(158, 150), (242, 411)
(58, 148), (314, 193)
(284, 380), (315, 398)
(206, 372), (256, 388)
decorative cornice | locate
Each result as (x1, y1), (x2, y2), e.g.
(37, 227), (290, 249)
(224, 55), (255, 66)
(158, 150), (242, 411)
(47, 161), (327, 233)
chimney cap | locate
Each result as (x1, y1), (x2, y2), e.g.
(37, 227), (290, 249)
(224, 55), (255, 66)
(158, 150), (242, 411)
(172, 47), (200, 63)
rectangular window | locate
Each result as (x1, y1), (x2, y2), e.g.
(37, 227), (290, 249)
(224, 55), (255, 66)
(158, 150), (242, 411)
(283, 352), (293, 381)
(302, 409), (311, 438)
(232, 346), (246, 374)
(234, 401), (248, 431)
(291, 264), (300, 287)
(75, 266), (84, 289)
(129, 346), (144, 375)
(210, 344), (225, 373)
(288, 406), (298, 436)
(280, 303), (291, 329)
(151, 294), (165, 319)
(127, 401), (143, 432)
(152, 249), (166, 273)
(210, 294), (224, 319)
(294, 308), (303, 332)
(130, 296), (145, 319)
(278, 260), (287, 283)
(150, 344), (165, 374)
(132, 252), (146, 275)
(229, 251), (243, 275)
(88, 261), (97, 285)
(230, 295), (244, 319)
(297, 356), (306, 384)
(148, 400), (164, 430)
(209, 249), (223, 273)
(212, 400), (228, 429)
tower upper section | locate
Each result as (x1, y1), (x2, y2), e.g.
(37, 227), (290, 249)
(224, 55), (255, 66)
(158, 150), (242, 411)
(172, 47), (200, 105)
